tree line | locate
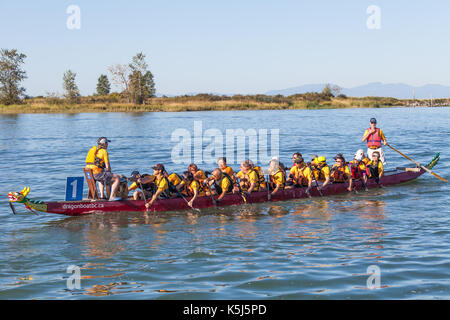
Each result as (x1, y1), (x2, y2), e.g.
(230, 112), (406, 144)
(0, 49), (155, 105)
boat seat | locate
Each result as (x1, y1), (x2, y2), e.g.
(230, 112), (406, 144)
(83, 168), (99, 200)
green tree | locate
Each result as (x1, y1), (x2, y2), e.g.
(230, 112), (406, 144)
(96, 74), (111, 96)
(63, 70), (80, 102)
(128, 52), (155, 104)
(0, 49), (27, 105)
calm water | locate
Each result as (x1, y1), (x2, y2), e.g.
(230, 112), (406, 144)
(0, 108), (449, 299)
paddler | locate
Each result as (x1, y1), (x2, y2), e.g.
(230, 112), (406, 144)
(291, 152), (303, 168)
(217, 157), (234, 177)
(312, 156), (331, 191)
(366, 151), (384, 185)
(349, 150), (369, 188)
(167, 172), (183, 193)
(237, 160), (260, 195)
(180, 171), (204, 208)
(268, 158), (286, 195)
(145, 164), (170, 209)
(188, 163), (208, 189)
(355, 149), (370, 165)
(331, 155), (353, 192)
(210, 168), (234, 202)
(127, 170), (155, 200)
(362, 118), (388, 165)
(286, 156), (313, 190)
(85, 137), (121, 201)
(248, 160), (267, 191)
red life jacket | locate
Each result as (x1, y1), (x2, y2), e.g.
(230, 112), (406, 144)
(366, 128), (382, 148)
(349, 161), (362, 180)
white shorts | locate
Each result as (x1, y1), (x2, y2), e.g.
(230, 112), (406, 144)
(367, 147), (386, 166)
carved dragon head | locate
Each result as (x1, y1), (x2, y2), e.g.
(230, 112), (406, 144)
(8, 187), (30, 204)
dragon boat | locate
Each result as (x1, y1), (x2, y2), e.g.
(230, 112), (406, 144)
(7, 154), (441, 217)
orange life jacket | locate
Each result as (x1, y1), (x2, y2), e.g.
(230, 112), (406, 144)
(331, 166), (349, 183)
(367, 128), (382, 148)
(290, 166), (309, 186)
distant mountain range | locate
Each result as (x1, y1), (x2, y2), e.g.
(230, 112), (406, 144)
(158, 82), (450, 99)
(265, 82), (450, 99)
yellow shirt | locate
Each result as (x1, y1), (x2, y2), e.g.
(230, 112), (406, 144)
(217, 175), (232, 194)
(85, 147), (109, 174)
(128, 174), (155, 191)
(272, 170), (286, 188)
(155, 175), (169, 192)
(168, 173), (182, 186)
(289, 165), (312, 183)
(314, 165), (330, 181)
(189, 180), (205, 196)
(367, 160), (384, 177)
(237, 170), (259, 191)
(193, 170), (207, 183)
(222, 166), (234, 177)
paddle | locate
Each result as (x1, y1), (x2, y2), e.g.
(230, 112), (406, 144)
(203, 173), (218, 207)
(174, 187), (201, 213)
(138, 181), (150, 214)
(235, 177), (248, 203)
(9, 202), (17, 215)
(387, 144), (448, 183)
(307, 163), (323, 197)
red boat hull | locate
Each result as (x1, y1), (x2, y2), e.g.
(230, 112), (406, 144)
(43, 167), (425, 216)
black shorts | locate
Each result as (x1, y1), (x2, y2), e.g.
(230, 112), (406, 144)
(94, 171), (115, 184)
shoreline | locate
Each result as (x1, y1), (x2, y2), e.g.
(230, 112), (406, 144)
(1, 95), (448, 114)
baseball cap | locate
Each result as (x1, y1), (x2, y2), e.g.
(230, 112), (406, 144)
(130, 171), (140, 179)
(370, 118), (377, 123)
(98, 137), (111, 145)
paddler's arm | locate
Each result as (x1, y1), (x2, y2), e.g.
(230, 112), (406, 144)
(320, 174), (331, 190)
(140, 176), (154, 184)
(188, 188), (198, 207)
(217, 189), (227, 201)
(217, 179), (231, 201)
(128, 181), (138, 192)
(146, 188), (162, 208)
(380, 129), (388, 145)
(362, 128), (373, 142)
(247, 182), (256, 194)
(271, 183), (281, 195)
(347, 175), (353, 192)
(379, 163), (384, 178)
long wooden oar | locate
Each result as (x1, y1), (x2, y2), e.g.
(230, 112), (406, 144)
(307, 163), (323, 196)
(138, 181), (150, 214)
(175, 188), (201, 212)
(387, 144), (447, 182)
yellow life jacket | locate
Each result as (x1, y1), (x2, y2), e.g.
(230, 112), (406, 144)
(85, 146), (105, 170)
(254, 166), (267, 188)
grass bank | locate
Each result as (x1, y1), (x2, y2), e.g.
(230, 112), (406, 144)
(0, 93), (446, 114)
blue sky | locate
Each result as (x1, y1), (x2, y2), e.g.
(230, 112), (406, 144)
(1, 0), (450, 96)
